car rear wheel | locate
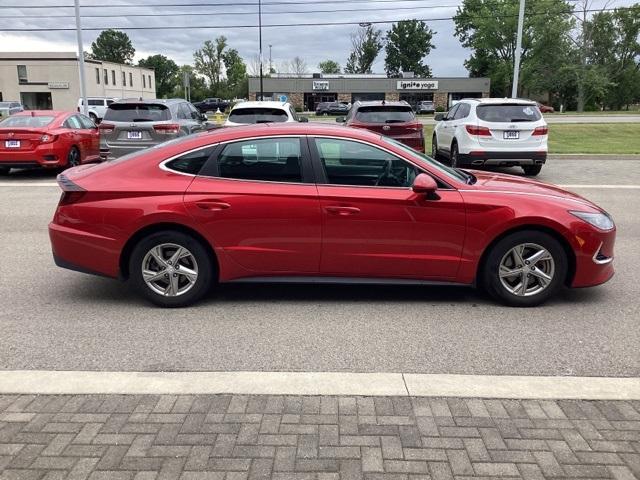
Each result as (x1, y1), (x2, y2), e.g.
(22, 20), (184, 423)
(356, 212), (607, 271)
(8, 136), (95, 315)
(89, 113), (98, 123)
(523, 165), (542, 176)
(482, 230), (567, 307)
(450, 142), (459, 168)
(67, 147), (80, 168)
(129, 231), (214, 307)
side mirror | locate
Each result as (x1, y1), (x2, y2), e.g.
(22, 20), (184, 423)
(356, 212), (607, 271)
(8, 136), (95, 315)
(298, 116), (309, 123)
(434, 113), (445, 121)
(200, 113), (208, 122)
(335, 116), (346, 123)
(412, 173), (438, 198)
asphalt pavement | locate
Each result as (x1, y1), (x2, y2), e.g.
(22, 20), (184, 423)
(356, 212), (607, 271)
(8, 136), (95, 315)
(0, 158), (639, 377)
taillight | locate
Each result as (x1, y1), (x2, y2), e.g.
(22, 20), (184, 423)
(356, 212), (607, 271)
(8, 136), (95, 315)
(532, 126), (548, 136)
(59, 191), (86, 206)
(466, 125), (492, 136)
(154, 123), (180, 134)
(98, 123), (115, 134)
(40, 134), (57, 144)
(408, 122), (423, 132)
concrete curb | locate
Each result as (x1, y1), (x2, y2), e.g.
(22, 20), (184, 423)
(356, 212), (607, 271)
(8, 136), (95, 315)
(1, 371), (639, 399)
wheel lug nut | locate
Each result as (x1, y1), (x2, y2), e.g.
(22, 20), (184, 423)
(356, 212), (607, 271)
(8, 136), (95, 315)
(173, 273), (178, 277)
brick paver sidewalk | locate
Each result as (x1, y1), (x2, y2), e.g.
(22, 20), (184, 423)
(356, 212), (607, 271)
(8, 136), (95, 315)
(1, 394), (639, 479)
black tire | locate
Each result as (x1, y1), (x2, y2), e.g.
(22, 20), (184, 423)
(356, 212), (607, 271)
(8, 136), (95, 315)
(431, 135), (442, 161)
(66, 146), (80, 168)
(450, 142), (459, 168)
(481, 230), (567, 307)
(0, 167), (9, 176)
(129, 230), (214, 307)
(523, 164), (543, 176)
(89, 112), (98, 123)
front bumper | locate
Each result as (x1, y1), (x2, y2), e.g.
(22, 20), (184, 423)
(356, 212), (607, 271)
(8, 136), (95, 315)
(458, 151), (547, 167)
(570, 224), (616, 288)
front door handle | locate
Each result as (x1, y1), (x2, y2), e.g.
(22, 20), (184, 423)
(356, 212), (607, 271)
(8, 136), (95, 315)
(325, 206), (360, 216)
(195, 200), (231, 211)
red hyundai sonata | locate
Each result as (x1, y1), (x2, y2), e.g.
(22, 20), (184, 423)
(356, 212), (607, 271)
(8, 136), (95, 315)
(0, 110), (100, 174)
(49, 123), (615, 307)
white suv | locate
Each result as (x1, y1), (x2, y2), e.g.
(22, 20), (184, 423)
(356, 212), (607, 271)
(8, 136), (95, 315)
(225, 101), (307, 126)
(432, 98), (548, 176)
(77, 97), (117, 123)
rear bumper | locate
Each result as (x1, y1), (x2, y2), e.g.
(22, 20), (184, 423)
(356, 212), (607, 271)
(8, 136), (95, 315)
(458, 151), (547, 167)
(0, 144), (68, 168)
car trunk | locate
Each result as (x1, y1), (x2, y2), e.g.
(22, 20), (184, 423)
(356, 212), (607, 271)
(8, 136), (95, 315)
(101, 103), (175, 148)
(351, 106), (424, 151)
(0, 128), (47, 151)
(475, 103), (546, 150)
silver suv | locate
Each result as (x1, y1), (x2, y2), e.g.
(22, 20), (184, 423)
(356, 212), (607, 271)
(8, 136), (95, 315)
(99, 98), (208, 159)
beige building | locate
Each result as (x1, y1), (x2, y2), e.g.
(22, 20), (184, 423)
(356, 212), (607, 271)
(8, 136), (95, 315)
(0, 52), (156, 110)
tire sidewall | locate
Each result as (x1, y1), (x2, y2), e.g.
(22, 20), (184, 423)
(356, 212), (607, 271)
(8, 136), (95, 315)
(450, 142), (458, 168)
(129, 231), (214, 307)
(67, 147), (80, 168)
(431, 136), (438, 159)
(482, 230), (567, 307)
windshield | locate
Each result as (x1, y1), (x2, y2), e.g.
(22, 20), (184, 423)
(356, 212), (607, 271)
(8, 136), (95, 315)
(228, 107), (288, 124)
(381, 136), (470, 184)
(0, 115), (55, 128)
(103, 103), (170, 122)
(476, 104), (541, 122)
(355, 106), (415, 123)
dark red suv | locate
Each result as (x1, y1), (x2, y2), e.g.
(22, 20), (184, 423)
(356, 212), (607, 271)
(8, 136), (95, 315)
(337, 100), (425, 152)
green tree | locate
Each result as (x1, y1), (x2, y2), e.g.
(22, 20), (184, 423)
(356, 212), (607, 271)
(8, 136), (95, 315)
(453, 0), (574, 98)
(384, 20), (436, 77)
(318, 60), (341, 74)
(138, 54), (179, 98)
(344, 25), (384, 74)
(223, 49), (248, 98)
(194, 36), (228, 88)
(89, 29), (135, 64)
(172, 65), (208, 102)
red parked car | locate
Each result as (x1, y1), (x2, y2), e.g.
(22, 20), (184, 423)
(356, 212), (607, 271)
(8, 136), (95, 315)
(0, 110), (100, 174)
(49, 123), (615, 308)
(338, 100), (425, 152)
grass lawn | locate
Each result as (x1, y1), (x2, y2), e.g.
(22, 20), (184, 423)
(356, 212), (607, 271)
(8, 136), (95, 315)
(423, 123), (640, 154)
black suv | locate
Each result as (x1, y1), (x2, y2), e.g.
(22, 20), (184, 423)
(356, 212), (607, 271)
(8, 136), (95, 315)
(315, 102), (349, 116)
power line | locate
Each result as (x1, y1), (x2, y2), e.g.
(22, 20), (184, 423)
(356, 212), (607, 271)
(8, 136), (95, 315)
(0, 6), (625, 31)
(0, 3), (463, 18)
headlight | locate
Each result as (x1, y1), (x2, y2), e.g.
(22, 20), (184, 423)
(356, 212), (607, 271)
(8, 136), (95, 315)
(570, 211), (614, 231)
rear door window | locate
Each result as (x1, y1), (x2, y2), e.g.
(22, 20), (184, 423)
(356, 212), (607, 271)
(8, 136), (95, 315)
(354, 106), (415, 123)
(165, 146), (216, 175)
(476, 104), (542, 122)
(228, 108), (289, 124)
(104, 103), (171, 122)
(216, 137), (303, 182)
(454, 103), (471, 120)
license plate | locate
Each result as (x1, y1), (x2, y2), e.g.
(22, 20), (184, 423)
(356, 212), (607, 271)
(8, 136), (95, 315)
(127, 131), (142, 140)
(504, 130), (519, 139)
(5, 140), (20, 148)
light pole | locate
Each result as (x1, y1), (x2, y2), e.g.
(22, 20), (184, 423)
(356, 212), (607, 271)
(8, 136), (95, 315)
(258, 0), (264, 100)
(269, 44), (272, 74)
(74, 0), (88, 116)
(511, 0), (525, 98)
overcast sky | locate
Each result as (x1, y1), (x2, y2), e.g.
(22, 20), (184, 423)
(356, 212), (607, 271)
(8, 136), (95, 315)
(0, 0), (632, 77)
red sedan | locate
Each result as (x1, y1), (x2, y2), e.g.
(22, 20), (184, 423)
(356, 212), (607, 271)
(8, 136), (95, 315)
(0, 110), (100, 174)
(49, 123), (615, 307)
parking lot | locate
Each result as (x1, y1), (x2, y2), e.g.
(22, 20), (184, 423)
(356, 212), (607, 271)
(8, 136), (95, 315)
(1, 157), (638, 377)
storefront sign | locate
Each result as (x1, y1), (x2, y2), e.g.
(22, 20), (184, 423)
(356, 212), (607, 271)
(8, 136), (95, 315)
(313, 81), (329, 91)
(48, 81), (70, 89)
(396, 80), (438, 90)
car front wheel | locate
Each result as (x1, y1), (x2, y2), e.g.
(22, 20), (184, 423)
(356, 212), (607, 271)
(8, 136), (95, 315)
(482, 230), (567, 307)
(129, 231), (214, 307)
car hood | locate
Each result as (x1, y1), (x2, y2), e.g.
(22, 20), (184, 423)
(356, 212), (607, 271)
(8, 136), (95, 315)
(466, 170), (600, 210)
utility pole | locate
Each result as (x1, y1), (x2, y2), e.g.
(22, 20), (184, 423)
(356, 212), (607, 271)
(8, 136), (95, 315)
(74, 0), (88, 116)
(511, 0), (525, 98)
(269, 44), (272, 74)
(258, 0), (264, 100)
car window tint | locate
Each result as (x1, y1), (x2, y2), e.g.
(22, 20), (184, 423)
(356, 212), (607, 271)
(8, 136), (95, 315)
(354, 106), (415, 123)
(78, 115), (95, 129)
(227, 107), (289, 124)
(104, 103), (171, 122)
(217, 137), (303, 182)
(476, 104), (542, 122)
(66, 116), (82, 129)
(177, 103), (190, 120)
(166, 146), (215, 175)
(445, 104), (459, 120)
(315, 138), (418, 188)
(454, 103), (470, 119)
(88, 99), (103, 106)
(0, 116), (54, 127)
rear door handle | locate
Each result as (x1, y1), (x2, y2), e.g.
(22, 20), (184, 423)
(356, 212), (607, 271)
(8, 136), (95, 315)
(325, 206), (360, 216)
(195, 200), (231, 211)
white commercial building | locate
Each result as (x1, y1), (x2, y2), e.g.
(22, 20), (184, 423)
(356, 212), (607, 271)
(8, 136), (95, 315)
(0, 52), (156, 111)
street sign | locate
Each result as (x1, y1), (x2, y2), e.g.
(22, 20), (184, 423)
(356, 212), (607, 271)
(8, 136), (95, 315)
(279, 95), (288, 103)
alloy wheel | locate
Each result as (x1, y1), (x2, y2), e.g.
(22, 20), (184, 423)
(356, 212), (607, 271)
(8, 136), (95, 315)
(141, 243), (199, 297)
(498, 243), (555, 297)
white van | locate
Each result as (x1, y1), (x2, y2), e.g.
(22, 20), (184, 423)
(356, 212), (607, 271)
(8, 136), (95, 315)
(77, 97), (117, 122)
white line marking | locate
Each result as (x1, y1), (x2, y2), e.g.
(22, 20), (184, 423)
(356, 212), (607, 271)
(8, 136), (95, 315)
(0, 371), (638, 399)
(0, 182), (58, 187)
